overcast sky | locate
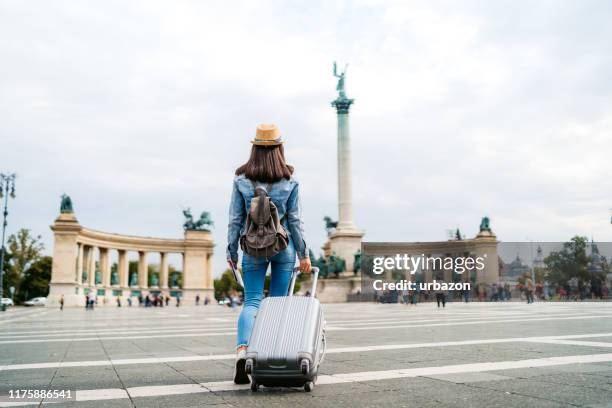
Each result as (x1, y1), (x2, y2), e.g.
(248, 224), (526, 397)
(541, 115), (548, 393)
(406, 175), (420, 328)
(1, 0), (611, 275)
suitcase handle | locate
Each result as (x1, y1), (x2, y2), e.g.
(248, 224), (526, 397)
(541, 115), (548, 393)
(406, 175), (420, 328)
(230, 264), (245, 288)
(288, 267), (319, 297)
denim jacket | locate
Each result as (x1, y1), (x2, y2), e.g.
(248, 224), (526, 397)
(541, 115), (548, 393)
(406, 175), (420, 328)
(227, 174), (308, 262)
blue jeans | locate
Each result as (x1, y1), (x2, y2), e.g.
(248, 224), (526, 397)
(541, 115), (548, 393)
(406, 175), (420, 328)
(236, 241), (296, 347)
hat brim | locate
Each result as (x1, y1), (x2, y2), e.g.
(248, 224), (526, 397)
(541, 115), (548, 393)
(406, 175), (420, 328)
(251, 139), (284, 146)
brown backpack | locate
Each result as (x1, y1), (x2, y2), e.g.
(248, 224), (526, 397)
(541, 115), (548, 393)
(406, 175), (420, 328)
(239, 181), (289, 258)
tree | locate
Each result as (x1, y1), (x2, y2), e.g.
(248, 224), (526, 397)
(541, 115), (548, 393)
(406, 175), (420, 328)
(6, 229), (44, 300)
(214, 269), (242, 300)
(1, 248), (13, 298)
(544, 236), (589, 286)
(20, 256), (52, 301)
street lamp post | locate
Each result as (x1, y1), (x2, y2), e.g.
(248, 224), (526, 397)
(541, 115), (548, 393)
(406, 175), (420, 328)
(0, 173), (16, 312)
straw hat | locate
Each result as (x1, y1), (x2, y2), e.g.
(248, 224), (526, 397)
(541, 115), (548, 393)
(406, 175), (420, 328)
(252, 123), (283, 146)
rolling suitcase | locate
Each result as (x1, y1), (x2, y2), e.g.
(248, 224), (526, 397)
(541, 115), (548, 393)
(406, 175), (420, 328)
(244, 267), (325, 392)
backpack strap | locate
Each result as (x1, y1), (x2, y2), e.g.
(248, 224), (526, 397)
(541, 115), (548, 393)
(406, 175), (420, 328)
(247, 180), (286, 225)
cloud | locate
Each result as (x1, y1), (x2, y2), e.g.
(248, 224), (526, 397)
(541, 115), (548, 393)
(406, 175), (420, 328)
(1, 0), (611, 275)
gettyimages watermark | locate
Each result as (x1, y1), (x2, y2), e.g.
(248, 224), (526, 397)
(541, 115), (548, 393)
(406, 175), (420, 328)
(369, 253), (484, 291)
(359, 240), (612, 298)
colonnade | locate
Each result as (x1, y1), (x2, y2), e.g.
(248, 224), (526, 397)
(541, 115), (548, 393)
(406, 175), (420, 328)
(75, 245), (178, 290)
(48, 211), (214, 307)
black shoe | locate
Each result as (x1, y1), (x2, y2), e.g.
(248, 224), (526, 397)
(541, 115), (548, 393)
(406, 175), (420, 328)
(233, 349), (249, 384)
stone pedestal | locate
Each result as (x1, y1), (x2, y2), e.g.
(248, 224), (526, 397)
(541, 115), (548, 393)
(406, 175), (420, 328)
(312, 276), (361, 303)
(48, 213), (83, 307)
(474, 230), (499, 284)
(328, 229), (364, 274)
(182, 229), (215, 301)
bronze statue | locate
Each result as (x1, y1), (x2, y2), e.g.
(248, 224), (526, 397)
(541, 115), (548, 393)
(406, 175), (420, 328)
(60, 194), (74, 213)
(331, 61), (354, 113)
(479, 216), (491, 232)
(353, 249), (362, 274)
(333, 61), (348, 99)
(150, 273), (159, 287)
(313, 254), (328, 278)
(183, 208), (214, 231)
(129, 271), (137, 286)
(111, 270), (119, 286)
(327, 252), (346, 277)
(171, 272), (179, 288)
(323, 216), (338, 236)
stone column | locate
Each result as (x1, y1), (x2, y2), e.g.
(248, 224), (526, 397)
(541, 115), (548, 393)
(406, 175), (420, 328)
(100, 248), (111, 287)
(336, 108), (354, 230)
(206, 253), (214, 288)
(160, 252), (169, 289)
(328, 95), (364, 274)
(118, 250), (129, 288)
(76, 243), (84, 285)
(138, 251), (148, 288)
(81, 246), (89, 284)
(88, 246), (97, 286)
(49, 213), (83, 307)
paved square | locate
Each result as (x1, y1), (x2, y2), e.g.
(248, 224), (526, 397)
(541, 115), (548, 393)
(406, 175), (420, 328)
(1, 302), (612, 407)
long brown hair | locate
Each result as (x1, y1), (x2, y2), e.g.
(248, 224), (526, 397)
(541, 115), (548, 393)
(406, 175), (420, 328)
(235, 144), (294, 183)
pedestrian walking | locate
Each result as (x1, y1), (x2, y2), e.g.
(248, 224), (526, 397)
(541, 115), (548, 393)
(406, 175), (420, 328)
(59, 294), (64, 311)
(196, 294), (200, 306)
(435, 290), (446, 308)
(462, 287), (470, 303)
(226, 124), (311, 385)
(525, 275), (534, 304)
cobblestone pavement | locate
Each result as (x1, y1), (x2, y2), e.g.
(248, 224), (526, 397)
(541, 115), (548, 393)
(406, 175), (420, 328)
(1, 301), (612, 407)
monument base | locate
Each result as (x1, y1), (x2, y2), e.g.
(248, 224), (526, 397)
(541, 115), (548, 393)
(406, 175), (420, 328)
(48, 283), (84, 307)
(313, 276), (361, 303)
(327, 228), (364, 274)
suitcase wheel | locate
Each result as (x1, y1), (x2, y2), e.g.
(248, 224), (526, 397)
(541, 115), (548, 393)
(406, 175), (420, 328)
(304, 381), (314, 392)
(250, 380), (258, 392)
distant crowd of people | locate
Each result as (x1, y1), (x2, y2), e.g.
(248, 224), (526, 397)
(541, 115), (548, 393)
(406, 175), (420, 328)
(80, 292), (213, 310)
(377, 276), (610, 306)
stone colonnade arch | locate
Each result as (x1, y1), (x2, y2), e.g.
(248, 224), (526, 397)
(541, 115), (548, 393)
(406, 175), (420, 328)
(48, 211), (214, 307)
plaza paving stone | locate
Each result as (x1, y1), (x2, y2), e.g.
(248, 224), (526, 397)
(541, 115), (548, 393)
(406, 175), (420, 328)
(1, 302), (612, 407)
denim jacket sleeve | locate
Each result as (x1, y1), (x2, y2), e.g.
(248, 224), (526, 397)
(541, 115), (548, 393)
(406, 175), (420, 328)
(287, 181), (308, 260)
(226, 178), (245, 262)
